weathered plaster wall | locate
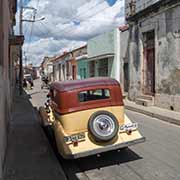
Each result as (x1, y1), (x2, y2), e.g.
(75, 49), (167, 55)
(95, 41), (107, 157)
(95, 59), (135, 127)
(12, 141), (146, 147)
(128, 24), (141, 100)
(87, 30), (115, 58)
(128, 3), (180, 111)
(155, 5), (180, 111)
(125, 0), (161, 17)
(120, 29), (130, 92)
(113, 29), (121, 82)
(10, 45), (20, 97)
(0, 0), (11, 178)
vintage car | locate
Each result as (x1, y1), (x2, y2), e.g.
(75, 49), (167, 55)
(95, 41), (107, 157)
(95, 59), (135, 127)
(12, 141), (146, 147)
(39, 77), (145, 159)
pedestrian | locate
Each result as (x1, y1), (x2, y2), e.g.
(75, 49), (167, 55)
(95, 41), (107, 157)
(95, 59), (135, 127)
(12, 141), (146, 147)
(23, 79), (27, 88)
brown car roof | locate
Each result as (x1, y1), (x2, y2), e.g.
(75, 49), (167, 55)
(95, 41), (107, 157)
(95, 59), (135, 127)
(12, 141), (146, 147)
(51, 77), (119, 92)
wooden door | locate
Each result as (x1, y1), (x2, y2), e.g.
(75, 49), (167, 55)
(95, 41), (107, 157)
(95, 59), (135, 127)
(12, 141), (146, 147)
(143, 31), (155, 95)
(72, 65), (77, 80)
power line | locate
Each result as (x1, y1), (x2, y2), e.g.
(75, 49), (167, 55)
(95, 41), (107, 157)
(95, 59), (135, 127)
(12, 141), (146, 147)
(61, 0), (106, 25)
(25, 22), (34, 62)
(23, 0), (122, 60)
(24, 0), (41, 63)
(24, 2), (123, 58)
(36, 0), (40, 9)
(39, 2), (120, 41)
(23, 0), (121, 45)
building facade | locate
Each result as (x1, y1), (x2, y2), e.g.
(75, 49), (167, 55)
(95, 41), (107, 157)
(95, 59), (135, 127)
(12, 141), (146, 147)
(41, 57), (54, 81)
(9, 35), (24, 98)
(53, 46), (87, 81)
(119, 26), (130, 93)
(126, 0), (180, 111)
(87, 29), (120, 81)
(87, 28), (129, 93)
(0, 0), (21, 178)
(53, 52), (71, 81)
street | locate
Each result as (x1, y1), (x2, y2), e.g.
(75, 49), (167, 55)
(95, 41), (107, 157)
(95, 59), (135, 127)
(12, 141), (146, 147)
(26, 79), (180, 180)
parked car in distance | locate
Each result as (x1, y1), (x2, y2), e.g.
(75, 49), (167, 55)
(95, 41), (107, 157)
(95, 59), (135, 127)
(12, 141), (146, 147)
(24, 74), (34, 87)
(39, 77), (145, 159)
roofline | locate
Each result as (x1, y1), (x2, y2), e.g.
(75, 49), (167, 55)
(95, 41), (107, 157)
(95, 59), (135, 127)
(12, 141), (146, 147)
(119, 25), (129, 32)
(52, 77), (119, 92)
(52, 45), (87, 64)
(51, 52), (71, 63)
(88, 53), (114, 61)
(126, 0), (179, 22)
(71, 44), (87, 53)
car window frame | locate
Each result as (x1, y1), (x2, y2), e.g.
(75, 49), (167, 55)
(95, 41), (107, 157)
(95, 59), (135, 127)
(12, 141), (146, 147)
(78, 88), (111, 103)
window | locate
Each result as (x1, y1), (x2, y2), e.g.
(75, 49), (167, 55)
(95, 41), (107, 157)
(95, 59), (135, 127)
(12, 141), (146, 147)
(89, 61), (95, 77)
(80, 68), (86, 79)
(98, 59), (108, 77)
(78, 89), (110, 102)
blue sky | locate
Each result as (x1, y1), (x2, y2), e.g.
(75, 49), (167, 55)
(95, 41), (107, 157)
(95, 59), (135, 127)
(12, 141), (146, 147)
(21, 0), (124, 65)
(22, 0), (118, 8)
(107, 0), (118, 6)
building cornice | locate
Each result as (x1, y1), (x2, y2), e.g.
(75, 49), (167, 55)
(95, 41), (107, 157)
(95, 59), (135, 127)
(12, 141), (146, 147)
(126, 0), (180, 22)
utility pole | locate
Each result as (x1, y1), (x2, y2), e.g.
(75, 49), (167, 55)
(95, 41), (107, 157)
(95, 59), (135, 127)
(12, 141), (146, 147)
(19, 0), (23, 95)
(18, 1), (44, 95)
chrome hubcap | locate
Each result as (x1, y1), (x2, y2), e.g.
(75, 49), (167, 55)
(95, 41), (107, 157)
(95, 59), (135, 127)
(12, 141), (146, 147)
(93, 115), (115, 137)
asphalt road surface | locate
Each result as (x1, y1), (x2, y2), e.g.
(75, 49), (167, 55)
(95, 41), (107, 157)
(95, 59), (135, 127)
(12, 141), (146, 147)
(28, 79), (180, 180)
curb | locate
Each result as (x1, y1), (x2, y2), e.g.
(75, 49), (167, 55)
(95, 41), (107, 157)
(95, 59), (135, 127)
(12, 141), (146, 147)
(125, 105), (180, 126)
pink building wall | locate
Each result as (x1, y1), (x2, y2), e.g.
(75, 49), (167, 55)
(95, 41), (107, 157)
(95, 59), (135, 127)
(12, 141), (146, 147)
(0, 0), (14, 178)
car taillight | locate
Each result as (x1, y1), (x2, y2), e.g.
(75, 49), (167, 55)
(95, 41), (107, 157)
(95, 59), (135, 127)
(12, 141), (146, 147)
(119, 123), (138, 134)
(73, 141), (78, 147)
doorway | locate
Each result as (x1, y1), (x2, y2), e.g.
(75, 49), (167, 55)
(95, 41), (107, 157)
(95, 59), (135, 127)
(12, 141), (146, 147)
(124, 62), (129, 92)
(72, 65), (76, 80)
(98, 58), (108, 77)
(89, 61), (95, 77)
(143, 30), (155, 96)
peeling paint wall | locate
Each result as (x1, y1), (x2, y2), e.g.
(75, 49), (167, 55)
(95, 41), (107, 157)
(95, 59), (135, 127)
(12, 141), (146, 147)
(120, 29), (130, 92)
(128, 24), (141, 100)
(128, 3), (180, 111)
(125, 0), (161, 17)
(0, 0), (11, 178)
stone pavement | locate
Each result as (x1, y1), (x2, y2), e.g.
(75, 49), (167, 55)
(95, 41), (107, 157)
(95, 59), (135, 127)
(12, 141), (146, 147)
(3, 89), (67, 180)
(125, 99), (180, 126)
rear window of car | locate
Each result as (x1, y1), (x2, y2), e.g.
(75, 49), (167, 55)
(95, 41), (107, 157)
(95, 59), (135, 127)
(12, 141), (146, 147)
(78, 89), (110, 102)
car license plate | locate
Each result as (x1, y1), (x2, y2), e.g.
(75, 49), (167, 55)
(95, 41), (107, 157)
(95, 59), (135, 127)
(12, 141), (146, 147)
(64, 133), (85, 143)
(119, 123), (138, 133)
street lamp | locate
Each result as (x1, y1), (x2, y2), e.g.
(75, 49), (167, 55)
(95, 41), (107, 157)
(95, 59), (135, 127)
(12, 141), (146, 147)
(22, 16), (45, 23)
(19, 1), (45, 95)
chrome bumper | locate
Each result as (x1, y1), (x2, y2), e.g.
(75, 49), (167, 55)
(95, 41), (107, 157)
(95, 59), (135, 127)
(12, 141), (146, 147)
(63, 136), (146, 159)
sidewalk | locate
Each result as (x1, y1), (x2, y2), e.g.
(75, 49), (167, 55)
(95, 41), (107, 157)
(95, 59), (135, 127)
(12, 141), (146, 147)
(125, 100), (180, 126)
(3, 90), (67, 180)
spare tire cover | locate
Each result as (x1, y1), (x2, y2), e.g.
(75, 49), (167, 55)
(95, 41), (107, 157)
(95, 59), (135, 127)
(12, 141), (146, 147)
(88, 111), (119, 142)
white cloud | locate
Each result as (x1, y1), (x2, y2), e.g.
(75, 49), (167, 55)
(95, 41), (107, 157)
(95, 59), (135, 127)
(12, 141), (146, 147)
(16, 0), (125, 65)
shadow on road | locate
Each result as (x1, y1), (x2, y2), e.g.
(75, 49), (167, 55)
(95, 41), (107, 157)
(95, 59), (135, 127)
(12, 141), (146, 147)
(43, 125), (143, 180)
(57, 147), (142, 180)
(77, 148), (142, 170)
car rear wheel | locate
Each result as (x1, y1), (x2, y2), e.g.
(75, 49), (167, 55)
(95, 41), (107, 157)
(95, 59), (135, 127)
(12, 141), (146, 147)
(88, 111), (119, 142)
